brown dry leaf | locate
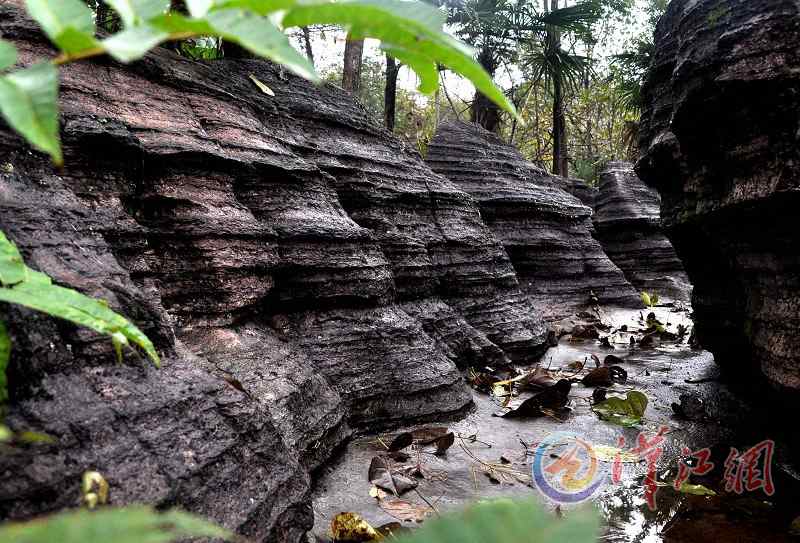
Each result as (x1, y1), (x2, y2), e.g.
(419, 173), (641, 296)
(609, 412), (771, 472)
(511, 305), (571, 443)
(388, 432), (413, 452)
(378, 499), (432, 523)
(331, 512), (382, 541)
(434, 432), (455, 456)
(411, 427), (448, 444)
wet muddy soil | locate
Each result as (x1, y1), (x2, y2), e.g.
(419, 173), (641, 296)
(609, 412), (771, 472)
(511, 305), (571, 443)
(311, 305), (800, 542)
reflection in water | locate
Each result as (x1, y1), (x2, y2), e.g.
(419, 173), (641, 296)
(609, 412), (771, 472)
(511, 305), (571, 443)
(599, 477), (684, 543)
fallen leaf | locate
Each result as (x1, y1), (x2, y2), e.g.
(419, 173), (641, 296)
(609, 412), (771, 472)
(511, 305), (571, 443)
(378, 499), (432, 522)
(591, 390), (648, 427)
(368, 456), (418, 496)
(591, 445), (640, 463)
(368, 457), (395, 494)
(376, 522), (411, 537)
(571, 324), (599, 339)
(582, 366), (627, 387)
(603, 354), (624, 365)
(388, 432), (413, 452)
(412, 427), (449, 444)
(434, 432), (455, 456)
(248, 73), (275, 96)
(331, 512), (382, 541)
(501, 380), (571, 418)
(369, 486), (388, 500)
(676, 482), (716, 496)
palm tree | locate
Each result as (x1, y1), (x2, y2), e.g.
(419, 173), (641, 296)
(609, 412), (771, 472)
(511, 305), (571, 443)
(520, 0), (598, 176)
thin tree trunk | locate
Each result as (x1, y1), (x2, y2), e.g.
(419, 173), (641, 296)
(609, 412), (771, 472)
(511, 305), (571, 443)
(384, 54), (401, 131)
(342, 34), (364, 93)
(302, 27), (315, 67)
(552, 73), (568, 176)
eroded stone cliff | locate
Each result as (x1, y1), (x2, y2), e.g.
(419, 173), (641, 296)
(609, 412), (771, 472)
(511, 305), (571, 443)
(426, 121), (638, 318)
(0, 4), (552, 537)
(594, 161), (691, 301)
(637, 0), (800, 393)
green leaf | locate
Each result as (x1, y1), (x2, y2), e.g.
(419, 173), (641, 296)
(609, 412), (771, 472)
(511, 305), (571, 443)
(282, 0), (517, 118)
(0, 63), (62, 165)
(591, 390), (648, 427)
(0, 506), (233, 543)
(676, 482), (717, 496)
(0, 424), (11, 442)
(0, 320), (9, 409)
(640, 291), (652, 307)
(0, 230), (27, 286)
(206, 9), (318, 81)
(24, 0), (98, 54)
(0, 40), (17, 72)
(395, 498), (599, 543)
(105, 0), (170, 28)
(210, 0), (298, 15)
(102, 24), (169, 62)
(0, 231), (159, 367)
(382, 45), (438, 94)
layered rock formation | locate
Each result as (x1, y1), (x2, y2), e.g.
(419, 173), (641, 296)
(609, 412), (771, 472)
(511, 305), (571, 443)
(0, 4), (552, 537)
(636, 0), (800, 392)
(560, 177), (597, 208)
(426, 121), (638, 318)
(594, 161), (691, 301)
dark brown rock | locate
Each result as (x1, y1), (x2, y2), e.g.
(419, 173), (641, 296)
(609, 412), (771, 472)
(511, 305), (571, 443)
(636, 0), (800, 392)
(594, 161), (691, 301)
(426, 121), (638, 318)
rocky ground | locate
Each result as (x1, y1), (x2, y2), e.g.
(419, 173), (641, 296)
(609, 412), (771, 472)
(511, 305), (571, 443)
(311, 302), (800, 542)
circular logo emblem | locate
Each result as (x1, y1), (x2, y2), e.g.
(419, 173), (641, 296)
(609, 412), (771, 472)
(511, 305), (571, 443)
(532, 431), (606, 503)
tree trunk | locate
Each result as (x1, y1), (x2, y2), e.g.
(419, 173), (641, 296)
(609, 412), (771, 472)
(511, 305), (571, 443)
(342, 34), (364, 93)
(552, 73), (568, 176)
(469, 47), (501, 133)
(384, 54), (401, 132)
(302, 27), (315, 67)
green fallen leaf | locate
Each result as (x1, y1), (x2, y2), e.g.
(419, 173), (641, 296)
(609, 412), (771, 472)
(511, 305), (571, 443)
(676, 481), (716, 496)
(592, 390), (648, 427)
(0, 40), (17, 72)
(24, 0), (98, 54)
(0, 506), (233, 543)
(0, 63), (62, 165)
(249, 73), (275, 96)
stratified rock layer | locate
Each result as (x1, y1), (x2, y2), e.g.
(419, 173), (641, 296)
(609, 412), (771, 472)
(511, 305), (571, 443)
(0, 3), (551, 536)
(426, 122), (638, 318)
(636, 0), (800, 392)
(594, 161), (691, 301)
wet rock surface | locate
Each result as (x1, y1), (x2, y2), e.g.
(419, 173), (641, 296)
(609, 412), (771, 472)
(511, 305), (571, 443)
(636, 0), (800, 393)
(312, 305), (800, 542)
(594, 162), (691, 301)
(426, 121), (638, 318)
